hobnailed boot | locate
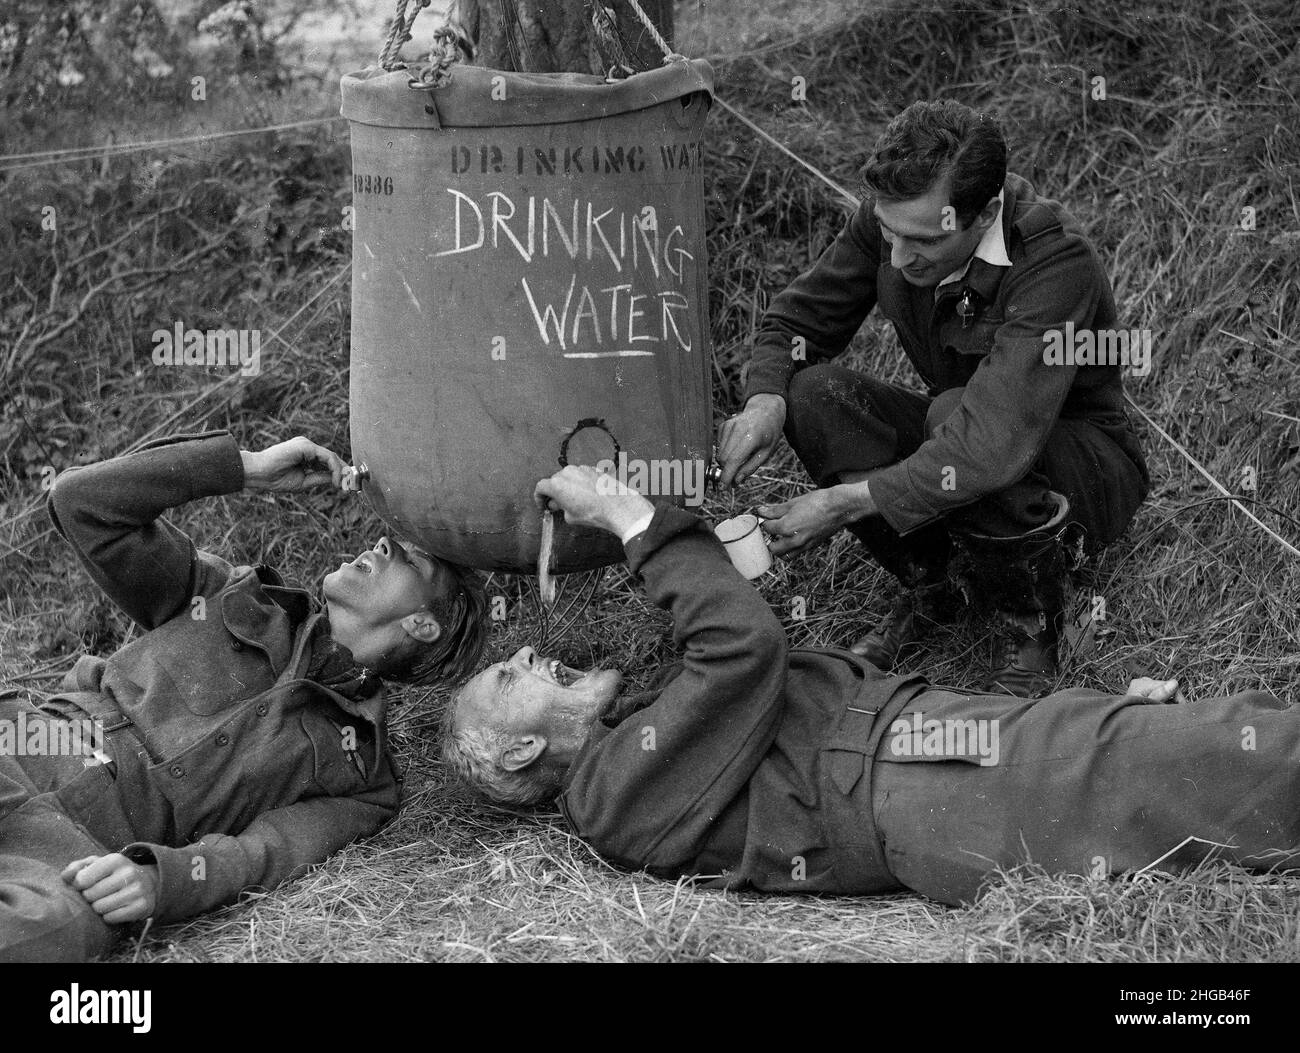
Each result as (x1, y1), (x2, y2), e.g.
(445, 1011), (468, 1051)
(850, 573), (958, 670)
(952, 492), (1080, 698)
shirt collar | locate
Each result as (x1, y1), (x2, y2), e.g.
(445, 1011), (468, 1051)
(936, 189), (1011, 290)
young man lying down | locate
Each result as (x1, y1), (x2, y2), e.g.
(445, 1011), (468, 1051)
(1, 431), (485, 961)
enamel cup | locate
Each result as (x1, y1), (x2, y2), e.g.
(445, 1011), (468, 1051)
(713, 514), (772, 579)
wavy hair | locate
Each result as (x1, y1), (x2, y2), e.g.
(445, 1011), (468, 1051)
(860, 99), (1007, 229)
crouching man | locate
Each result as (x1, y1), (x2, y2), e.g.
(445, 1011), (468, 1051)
(444, 466), (1299, 906)
(717, 100), (1150, 696)
(0, 431), (486, 962)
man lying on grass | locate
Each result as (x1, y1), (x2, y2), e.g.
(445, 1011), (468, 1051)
(444, 466), (1297, 906)
(0, 431), (485, 962)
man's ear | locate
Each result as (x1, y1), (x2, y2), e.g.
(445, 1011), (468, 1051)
(500, 734), (547, 773)
(970, 194), (1001, 236)
(400, 609), (442, 645)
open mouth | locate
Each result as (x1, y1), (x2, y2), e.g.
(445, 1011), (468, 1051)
(548, 658), (585, 687)
(348, 553), (374, 574)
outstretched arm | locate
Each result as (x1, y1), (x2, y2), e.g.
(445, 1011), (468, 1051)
(48, 432), (348, 630)
(718, 204), (883, 488)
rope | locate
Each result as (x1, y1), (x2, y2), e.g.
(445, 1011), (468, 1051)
(0, 118), (341, 175)
(622, 0), (685, 63)
(0, 263), (350, 557)
(378, 0), (469, 85)
(498, 0), (533, 72)
(714, 98), (862, 210)
(379, 0), (433, 71)
(620, 1), (858, 208)
(409, 23), (469, 88)
(1125, 394), (1300, 559)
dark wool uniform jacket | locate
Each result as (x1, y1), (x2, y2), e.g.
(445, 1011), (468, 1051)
(558, 506), (926, 894)
(44, 433), (401, 924)
(743, 172), (1141, 536)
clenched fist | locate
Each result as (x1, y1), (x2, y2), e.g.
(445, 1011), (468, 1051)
(62, 854), (159, 924)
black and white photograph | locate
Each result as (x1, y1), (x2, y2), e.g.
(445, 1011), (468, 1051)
(1, 0), (1297, 1005)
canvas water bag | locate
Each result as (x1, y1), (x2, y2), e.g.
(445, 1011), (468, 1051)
(340, 59), (714, 572)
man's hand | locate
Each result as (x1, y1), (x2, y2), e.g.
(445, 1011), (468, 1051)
(61, 854), (159, 924)
(535, 465), (653, 539)
(240, 436), (347, 493)
(1126, 677), (1185, 704)
(716, 394), (786, 488)
(758, 486), (861, 557)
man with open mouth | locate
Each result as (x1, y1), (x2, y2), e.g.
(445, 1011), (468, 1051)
(0, 430), (486, 961)
(444, 465), (1299, 906)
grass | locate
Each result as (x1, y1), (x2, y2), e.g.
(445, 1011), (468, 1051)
(2, 0), (1300, 961)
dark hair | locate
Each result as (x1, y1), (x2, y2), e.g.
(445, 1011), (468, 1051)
(381, 560), (489, 685)
(860, 99), (1007, 229)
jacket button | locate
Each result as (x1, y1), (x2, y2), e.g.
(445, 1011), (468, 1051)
(230, 638), (244, 651)
(216, 733), (230, 746)
(256, 703), (268, 716)
(170, 764), (185, 778)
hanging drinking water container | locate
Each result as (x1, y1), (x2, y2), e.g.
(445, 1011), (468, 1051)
(340, 40), (714, 573)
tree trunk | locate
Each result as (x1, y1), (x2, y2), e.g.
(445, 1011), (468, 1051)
(459, 0), (674, 75)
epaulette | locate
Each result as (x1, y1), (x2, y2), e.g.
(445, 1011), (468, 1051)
(1012, 202), (1064, 243)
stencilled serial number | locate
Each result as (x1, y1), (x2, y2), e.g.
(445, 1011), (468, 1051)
(354, 174), (394, 195)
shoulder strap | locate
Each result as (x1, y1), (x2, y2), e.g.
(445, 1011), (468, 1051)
(1013, 201), (1064, 244)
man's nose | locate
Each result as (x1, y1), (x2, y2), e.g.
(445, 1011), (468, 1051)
(512, 646), (536, 668)
(374, 536), (393, 559)
(891, 240), (915, 270)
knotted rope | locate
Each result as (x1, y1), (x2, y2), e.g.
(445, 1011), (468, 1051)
(380, 0), (472, 86)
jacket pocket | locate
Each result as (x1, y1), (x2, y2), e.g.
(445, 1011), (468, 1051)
(942, 317), (1001, 357)
(54, 759), (137, 849)
(301, 711), (370, 797)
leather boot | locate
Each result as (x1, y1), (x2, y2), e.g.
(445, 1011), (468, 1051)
(844, 514), (957, 669)
(952, 492), (1080, 698)
(987, 607), (1060, 697)
(850, 571), (958, 670)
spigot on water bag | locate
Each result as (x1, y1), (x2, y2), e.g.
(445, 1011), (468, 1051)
(341, 60), (715, 572)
